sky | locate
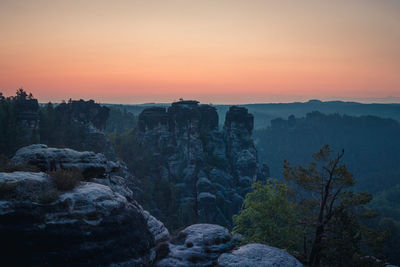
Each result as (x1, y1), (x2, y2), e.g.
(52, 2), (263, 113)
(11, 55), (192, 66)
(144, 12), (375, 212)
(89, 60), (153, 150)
(0, 0), (399, 104)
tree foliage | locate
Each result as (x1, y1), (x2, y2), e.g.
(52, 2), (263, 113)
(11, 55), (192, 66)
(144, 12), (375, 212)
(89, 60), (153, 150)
(233, 145), (388, 266)
(233, 180), (302, 251)
(0, 89), (110, 156)
(283, 145), (386, 266)
(369, 185), (400, 264)
(0, 89), (39, 156)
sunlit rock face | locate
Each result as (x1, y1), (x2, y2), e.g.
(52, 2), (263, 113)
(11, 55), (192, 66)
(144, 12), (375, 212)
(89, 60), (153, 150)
(137, 101), (269, 227)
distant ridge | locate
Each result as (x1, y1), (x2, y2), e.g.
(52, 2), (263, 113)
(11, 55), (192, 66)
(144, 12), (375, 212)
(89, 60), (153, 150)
(104, 100), (400, 129)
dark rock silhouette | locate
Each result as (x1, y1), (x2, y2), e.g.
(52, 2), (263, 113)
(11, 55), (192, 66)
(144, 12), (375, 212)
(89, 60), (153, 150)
(16, 98), (40, 145)
(136, 100), (269, 226)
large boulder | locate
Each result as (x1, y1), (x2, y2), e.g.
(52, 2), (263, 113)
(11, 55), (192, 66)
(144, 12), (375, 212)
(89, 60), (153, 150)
(11, 144), (115, 178)
(218, 243), (303, 267)
(143, 210), (170, 244)
(0, 171), (158, 266)
(10, 144), (140, 200)
(156, 224), (234, 267)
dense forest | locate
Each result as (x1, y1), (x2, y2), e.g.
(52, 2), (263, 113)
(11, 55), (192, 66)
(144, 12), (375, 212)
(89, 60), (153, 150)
(255, 111), (400, 192)
(254, 112), (400, 264)
(0, 89), (109, 157)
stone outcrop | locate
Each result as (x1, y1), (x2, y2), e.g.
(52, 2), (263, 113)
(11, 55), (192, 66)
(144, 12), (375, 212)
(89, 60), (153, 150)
(218, 243), (303, 267)
(156, 224), (234, 267)
(1, 145), (169, 266)
(155, 224), (303, 267)
(11, 144), (140, 200)
(136, 101), (269, 227)
(0, 172), (161, 266)
(0, 145), (301, 267)
(0, 172), (301, 266)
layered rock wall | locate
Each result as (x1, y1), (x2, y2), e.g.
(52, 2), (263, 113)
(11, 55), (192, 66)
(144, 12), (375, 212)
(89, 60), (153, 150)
(136, 101), (269, 226)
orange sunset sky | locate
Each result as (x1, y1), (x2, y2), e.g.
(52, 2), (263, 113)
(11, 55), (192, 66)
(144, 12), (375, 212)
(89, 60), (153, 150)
(0, 0), (399, 104)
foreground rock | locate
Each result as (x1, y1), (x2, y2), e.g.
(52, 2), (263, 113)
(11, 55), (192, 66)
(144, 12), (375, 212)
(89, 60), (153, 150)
(0, 171), (302, 266)
(156, 224), (234, 267)
(218, 243), (303, 267)
(1, 145), (301, 266)
(11, 144), (139, 199)
(2, 145), (169, 266)
(0, 171), (159, 266)
(12, 144), (117, 179)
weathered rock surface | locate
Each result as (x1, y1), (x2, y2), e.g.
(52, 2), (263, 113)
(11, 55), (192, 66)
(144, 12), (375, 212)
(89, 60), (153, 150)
(0, 165), (299, 266)
(136, 101), (269, 227)
(0, 144), (305, 267)
(12, 144), (113, 177)
(0, 171), (157, 266)
(155, 224), (303, 267)
(143, 210), (170, 243)
(156, 224), (234, 267)
(218, 243), (303, 267)
(2, 145), (171, 265)
(11, 144), (137, 197)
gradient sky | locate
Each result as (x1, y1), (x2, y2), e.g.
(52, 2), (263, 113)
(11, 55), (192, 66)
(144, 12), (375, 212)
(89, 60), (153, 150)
(0, 0), (399, 104)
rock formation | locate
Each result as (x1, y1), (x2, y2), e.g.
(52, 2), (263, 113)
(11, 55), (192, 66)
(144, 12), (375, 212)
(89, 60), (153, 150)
(11, 144), (140, 199)
(0, 173), (166, 266)
(156, 224), (234, 266)
(155, 223), (303, 267)
(218, 243), (303, 267)
(1, 145), (167, 266)
(55, 99), (115, 159)
(0, 145), (301, 266)
(136, 101), (269, 227)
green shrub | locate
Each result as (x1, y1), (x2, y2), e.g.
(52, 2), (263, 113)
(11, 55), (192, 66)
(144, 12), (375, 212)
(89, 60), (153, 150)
(233, 180), (302, 252)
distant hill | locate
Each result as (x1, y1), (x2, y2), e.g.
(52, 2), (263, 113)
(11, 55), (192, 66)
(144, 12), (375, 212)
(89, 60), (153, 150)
(254, 111), (400, 193)
(105, 100), (400, 129)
